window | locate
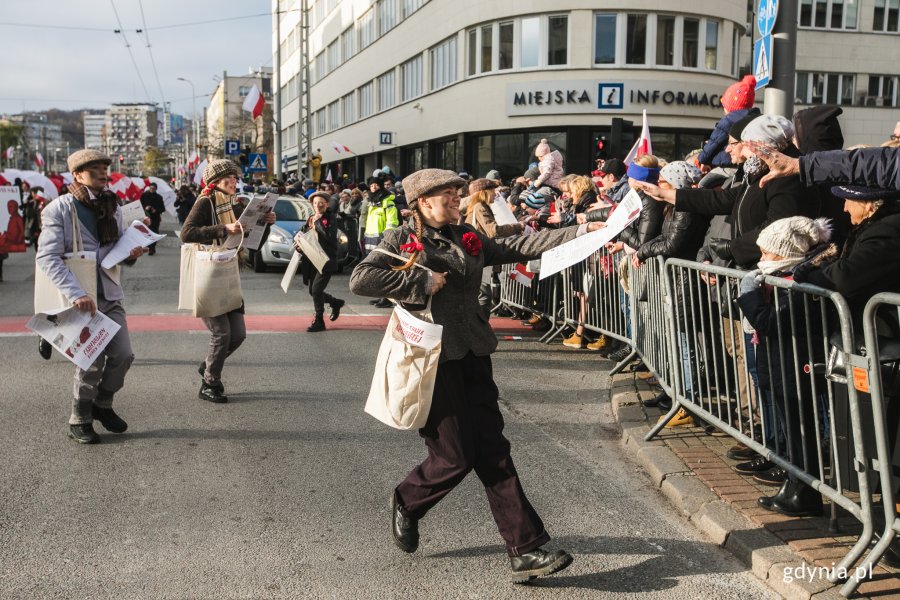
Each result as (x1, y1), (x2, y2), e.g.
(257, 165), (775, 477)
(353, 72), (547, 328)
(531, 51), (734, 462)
(341, 27), (355, 61)
(314, 109), (326, 137)
(683, 18), (699, 67)
(359, 81), (374, 118)
(626, 14), (647, 65)
(867, 75), (898, 106)
(378, 0), (398, 35)
(359, 9), (376, 49)
(801, 0), (859, 29)
(402, 0), (426, 19)
(656, 15), (675, 66)
(467, 29), (477, 76)
(705, 21), (718, 70)
(327, 40), (339, 73)
(481, 25), (493, 73)
(430, 36), (457, 90)
(594, 14), (616, 64)
(238, 86), (251, 97)
(377, 70), (396, 111)
(520, 17), (540, 68)
(796, 72), (856, 105)
(547, 15), (568, 65)
(341, 91), (355, 125)
(327, 100), (340, 131)
(731, 27), (740, 76)
(314, 51), (326, 81)
(874, 0), (900, 32)
(433, 139), (457, 170)
(401, 55), (423, 101)
(499, 21), (514, 69)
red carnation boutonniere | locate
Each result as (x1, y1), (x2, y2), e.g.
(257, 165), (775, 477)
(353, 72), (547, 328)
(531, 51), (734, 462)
(320, 218), (328, 227)
(399, 233), (424, 254)
(462, 232), (482, 257)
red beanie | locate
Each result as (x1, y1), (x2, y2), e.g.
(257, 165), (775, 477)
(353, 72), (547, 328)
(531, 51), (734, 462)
(721, 75), (757, 112)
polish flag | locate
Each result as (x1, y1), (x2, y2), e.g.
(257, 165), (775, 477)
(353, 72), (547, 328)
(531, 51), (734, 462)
(3, 146), (13, 159)
(623, 110), (653, 165)
(330, 141), (353, 154)
(187, 151), (199, 167)
(509, 263), (534, 285)
(193, 159), (208, 186)
(242, 85), (265, 119)
(34, 152), (45, 168)
(324, 169), (332, 183)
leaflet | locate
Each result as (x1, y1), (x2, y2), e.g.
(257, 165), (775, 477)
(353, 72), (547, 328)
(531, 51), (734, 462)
(490, 197), (518, 227)
(538, 189), (643, 280)
(26, 306), (121, 371)
(119, 201), (146, 225)
(224, 192), (279, 251)
(100, 220), (166, 269)
(281, 250), (301, 293)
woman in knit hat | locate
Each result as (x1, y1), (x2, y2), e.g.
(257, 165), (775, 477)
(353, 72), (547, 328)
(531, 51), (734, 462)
(180, 159), (276, 404)
(737, 216), (833, 517)
(697, 75), (760, 169)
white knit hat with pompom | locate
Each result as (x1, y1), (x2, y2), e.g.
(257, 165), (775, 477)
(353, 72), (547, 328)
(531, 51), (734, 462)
(756, 217), (832, 259)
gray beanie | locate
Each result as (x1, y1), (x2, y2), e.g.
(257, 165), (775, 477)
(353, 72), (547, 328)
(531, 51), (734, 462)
(659, 161), (702, 190)
(740, 115), (795, 150)
(756, 217), (832, 259)
(485, 169), (501, 181)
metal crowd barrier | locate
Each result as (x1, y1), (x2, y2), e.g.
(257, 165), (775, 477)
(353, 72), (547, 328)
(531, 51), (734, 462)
(496, 263), (560, 343)
(496, 254), (897, 596)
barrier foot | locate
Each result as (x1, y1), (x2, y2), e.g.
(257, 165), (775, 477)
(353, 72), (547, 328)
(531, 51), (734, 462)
(829, 522), (875, 593)
(609, 348), (637, 376)
(540, 320), (566, 344)
(644, 401), (682, 442)
(840, 528), (895, 597)
(829, 502), (841, 535)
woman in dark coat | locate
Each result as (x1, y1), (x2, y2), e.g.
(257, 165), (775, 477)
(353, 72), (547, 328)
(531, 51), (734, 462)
(350, 168), (602, 583)
(296, 191), (344, 332)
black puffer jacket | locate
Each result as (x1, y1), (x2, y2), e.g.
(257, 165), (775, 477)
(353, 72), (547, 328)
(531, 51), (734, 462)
(674, 163), (812, 269)
(619, 190), (664, 250)
(636, 208), (710, 262)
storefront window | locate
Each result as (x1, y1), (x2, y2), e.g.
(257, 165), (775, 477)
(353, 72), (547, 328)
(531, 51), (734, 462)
(594, 14), (616, 64)
(403, 146), (424, 174)
(626, 14), (647, 65)
(434, 139), (457, 170)
(547, 15), (568, 65)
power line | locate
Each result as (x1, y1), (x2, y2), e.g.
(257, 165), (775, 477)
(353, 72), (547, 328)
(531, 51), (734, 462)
(109, 0), (153, 104)
(137, 0), (167, 106)
(0, 10), (300, 33)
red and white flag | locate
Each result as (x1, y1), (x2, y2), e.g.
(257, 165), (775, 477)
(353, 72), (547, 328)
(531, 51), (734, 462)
(330, 141), (353, 155)
(3, 146), (13, 160)
(623, 109), (653, 165)
(34, 151), (45, 168)
(324, 169), (332, 183)
(187, 151), (199, 168)
(242, 85), (265, 120)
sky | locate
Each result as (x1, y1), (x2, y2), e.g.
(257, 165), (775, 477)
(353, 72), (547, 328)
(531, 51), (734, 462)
(0, 0), (275, 119)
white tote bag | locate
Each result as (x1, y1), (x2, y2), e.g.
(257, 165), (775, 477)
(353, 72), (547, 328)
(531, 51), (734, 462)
(295, 227), (330, 274)
(179, 221), (244, 318)
(34, 207), (98, 314)
(364, 248), (443, 430)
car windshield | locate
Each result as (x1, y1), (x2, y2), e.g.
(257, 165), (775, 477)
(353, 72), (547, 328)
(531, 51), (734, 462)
(274, 200), (302, 221)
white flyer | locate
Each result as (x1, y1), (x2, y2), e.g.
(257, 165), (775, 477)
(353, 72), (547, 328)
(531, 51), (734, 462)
(225, 192), (279, 251)
(26, 306), (121, 371)
(490, 197), (518, 227)
(281, 250), (301, 293)
(100, 220), (166, 269)
(538, 189), (643, 280)
(119, 201), (146, 225)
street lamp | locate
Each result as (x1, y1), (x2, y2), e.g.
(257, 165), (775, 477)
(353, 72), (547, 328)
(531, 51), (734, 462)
(177, 77), (197, 157)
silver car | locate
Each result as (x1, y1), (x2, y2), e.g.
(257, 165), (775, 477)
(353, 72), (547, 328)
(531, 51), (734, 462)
(249, 197), (314, 272)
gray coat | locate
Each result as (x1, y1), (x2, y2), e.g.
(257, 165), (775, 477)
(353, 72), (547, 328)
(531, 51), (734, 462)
(350, 222), (582, 362)
(36, 194), (126, 303)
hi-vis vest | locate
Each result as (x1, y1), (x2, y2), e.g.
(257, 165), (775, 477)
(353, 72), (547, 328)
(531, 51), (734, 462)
(364, 195), (399, 251)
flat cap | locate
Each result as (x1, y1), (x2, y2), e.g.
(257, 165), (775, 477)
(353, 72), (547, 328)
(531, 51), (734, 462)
(468, 178), (499, 195)
(67, 149), (111, 173)
(401, 168), (465, 201)
(202, 159), (242, 186)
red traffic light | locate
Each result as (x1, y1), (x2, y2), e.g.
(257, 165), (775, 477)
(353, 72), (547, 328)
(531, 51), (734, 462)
(119, 155), (125, 163)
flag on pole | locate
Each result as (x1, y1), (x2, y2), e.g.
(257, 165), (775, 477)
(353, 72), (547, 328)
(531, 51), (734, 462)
(193, 159), (208, 186)
(330, 141), (353, 154)
(3, 146), (13, 160)
(242, 85), (265, 119)
(623, 110), (653, 165)
(34, 152), (45, 168)
(324, 169), (332, 183)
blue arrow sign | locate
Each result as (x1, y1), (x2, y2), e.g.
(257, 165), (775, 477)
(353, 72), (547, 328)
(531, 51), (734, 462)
(757, 0), (779, 37)
(753, 35), (772, 89)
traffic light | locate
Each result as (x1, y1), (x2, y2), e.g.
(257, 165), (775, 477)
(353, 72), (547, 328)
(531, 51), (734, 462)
(119, 155), (125, 164)
(593, 136), (608, 161)
(239, 147), (249, 166)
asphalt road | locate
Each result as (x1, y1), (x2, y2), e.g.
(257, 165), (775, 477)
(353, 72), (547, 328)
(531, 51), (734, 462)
(0, 227), (776, 599)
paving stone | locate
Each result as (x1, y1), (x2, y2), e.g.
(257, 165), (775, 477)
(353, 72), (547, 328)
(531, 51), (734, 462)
(660, 474), (718, 517)
(690, 500), (753, 546)
(767, 561), (836, 600)
(635, 445), (691, 486)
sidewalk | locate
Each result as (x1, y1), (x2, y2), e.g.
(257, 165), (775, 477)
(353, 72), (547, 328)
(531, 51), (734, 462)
(609, 367), (900, 600)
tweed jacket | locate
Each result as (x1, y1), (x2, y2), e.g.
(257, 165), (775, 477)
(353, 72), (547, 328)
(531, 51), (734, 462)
(350, 222), (582, 362)
(36, 194), (126, 303)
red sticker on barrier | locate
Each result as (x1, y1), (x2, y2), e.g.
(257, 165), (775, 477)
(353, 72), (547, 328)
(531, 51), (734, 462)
(853, 367), (869, 393)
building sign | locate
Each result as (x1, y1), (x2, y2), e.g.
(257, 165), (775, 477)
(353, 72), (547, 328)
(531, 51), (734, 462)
(507, 79), (724, 117)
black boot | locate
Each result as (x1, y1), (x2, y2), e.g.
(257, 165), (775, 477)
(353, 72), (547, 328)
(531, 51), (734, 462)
(68, 423), (100, 444)
(510, 548), (574, 584)
(307, 313), (326, 332)
(391, 492), (419, 553)
(758, 478), (791, 510)
(642, 392), (669, 408)
(199, 382), (228, 403)
(373, 298), (393, 309)
(198, 362), (206, 377)
(760, 479), (823, 517)
(38, 338), (52, 360)
(329, 298), (345, 322)
(92, 405), (128, 433)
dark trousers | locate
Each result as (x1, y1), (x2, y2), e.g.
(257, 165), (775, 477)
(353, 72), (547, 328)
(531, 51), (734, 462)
(396, 352), (550, 557)
(308, 272), (336, 314)
(148, 217), (161, 253)
(200, 309), (246, 385)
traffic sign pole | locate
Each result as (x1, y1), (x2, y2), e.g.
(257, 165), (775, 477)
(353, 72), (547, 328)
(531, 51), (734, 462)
(763, 0), (797, 118)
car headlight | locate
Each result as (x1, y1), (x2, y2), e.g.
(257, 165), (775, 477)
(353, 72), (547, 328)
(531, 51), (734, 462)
(268, 225), (289, 245)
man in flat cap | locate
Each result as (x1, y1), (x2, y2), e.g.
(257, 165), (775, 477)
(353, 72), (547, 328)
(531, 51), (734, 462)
(36, 149), (147, 444)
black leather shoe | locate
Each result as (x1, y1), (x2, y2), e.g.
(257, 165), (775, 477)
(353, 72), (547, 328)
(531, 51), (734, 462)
(199, 382), (228, 404)
(198, 362), (206, 378)
(758, 478), (791, 510)
(92, 406), (127, 433)
(642, 392), (669, 408)
(727, 443), (757, 461)
(754, 466), (787, 486)
(68, 423), (100, 444)
(369, 298), (381, 305)
(607, 346), (633, 362)
(734, 456), (774, 475)
(307, 315), (326, 332)
(510, 548), (573, 584)
(38, 338), (52, 360)
(329, 299), (345, 321)
(391, 493), (418, 553)
(768, 479), (823, 517)
(373, 298), (393, 309)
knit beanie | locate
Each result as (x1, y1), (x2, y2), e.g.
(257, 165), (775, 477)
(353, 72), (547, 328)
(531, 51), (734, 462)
(485, 169), (501, 181)
(202, 159), (241, 186)
(721, 75), (757, 113)
(660, 161), (703, 190)
(534, 138), (552, 158)
(728, 113), (760, 140)
(756, 217), (832, 260)
(740, 114), (795, 150)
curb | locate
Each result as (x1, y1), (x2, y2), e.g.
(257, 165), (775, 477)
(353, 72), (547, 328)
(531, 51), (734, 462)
(609, 372), (847, 600)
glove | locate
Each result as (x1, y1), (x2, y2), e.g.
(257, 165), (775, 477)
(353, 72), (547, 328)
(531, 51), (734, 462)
(709, 238), (733, 261)
(739, 269), (762, 295)
(792, 261), (814, 283)
(527, 183), (536, 192)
